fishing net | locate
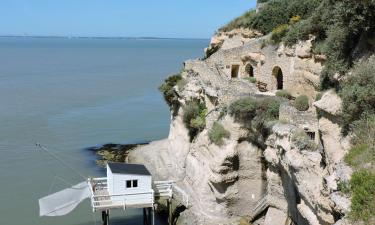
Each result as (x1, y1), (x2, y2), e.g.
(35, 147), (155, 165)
(39, 181), (90, 217)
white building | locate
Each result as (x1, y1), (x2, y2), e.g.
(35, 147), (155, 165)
(106, 162), (154, 207)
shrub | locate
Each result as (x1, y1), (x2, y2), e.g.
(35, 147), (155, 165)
(250, 0), (321, 34)
(271, 24), (289, 44)
(177, 78), (187, 91)
(183, 99), (207, 141)
(351, 115), (375, 154)
(244, 77), (256, 83)
(289, 15), (301, 25)
(209, 122), (231, 146)
(349, 170), (375, 223)
(283, 19), (310, 46)
(291, 129), (318, 151)
(294, 95), (309, 111)
(345, 114), (375, 169)
(229, 97), (259, 123)
(219, 10), (256, 32)
(159, 74), (182, 115)
(340, 56), (375, 131)
(276, 90), (291, 99)
(345, 144), (370, 168)
(229, 97), (280, 147)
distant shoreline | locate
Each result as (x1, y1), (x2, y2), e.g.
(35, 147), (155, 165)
(0, 35), (209, 41)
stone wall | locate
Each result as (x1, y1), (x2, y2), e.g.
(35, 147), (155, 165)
(206, 37), (324, 101)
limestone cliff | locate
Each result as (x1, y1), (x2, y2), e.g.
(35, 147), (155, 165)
(127, 30), (353, 225)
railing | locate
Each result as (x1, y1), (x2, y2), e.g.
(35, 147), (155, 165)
(88, 177), (154, 211)
(153, 180), (173, 198)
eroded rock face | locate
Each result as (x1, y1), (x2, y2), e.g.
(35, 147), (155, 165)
(127, 32), (354, 225)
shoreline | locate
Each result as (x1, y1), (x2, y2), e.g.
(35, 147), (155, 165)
(86, 142), (149, 167)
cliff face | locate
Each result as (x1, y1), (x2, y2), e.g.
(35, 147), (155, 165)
(128, 32), (353, 225)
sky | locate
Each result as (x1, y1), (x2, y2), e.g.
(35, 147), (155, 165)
(0, 0), (257, 39)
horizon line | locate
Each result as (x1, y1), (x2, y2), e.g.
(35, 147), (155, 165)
(0, 35), (210, 41)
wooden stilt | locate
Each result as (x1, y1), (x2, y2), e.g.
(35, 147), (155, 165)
(143, 208), (147, 225)
(151, 206), (155, 225)
(101, 210), (108, 225)
(167, 199), (172, 225)
(106, 210), (110, 225)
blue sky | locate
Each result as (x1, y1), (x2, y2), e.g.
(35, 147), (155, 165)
(0, 0), (256, 38)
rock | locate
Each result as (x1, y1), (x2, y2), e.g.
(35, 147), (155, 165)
(296, 40), (313, 58)
(264, 207), (287, 225)
(330, 192), (351, 214)
(313, 89), (343, 116)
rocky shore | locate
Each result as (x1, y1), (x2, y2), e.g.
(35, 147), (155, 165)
(88, 142), (148, 167)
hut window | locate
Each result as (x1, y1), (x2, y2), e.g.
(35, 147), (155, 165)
(126, 180), (132, 188)
(133, 180), (138, 188)
(126, 180), (138, 188)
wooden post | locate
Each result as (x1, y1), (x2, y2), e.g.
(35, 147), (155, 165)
(151, 206), (155, 225)
(106, 210), (110, 225)
(101, 210), (109, 225)
(167, 199), (172, 225)
(143, 208), (147, 225)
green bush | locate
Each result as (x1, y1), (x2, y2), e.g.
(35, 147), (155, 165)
(291, 129), (317, 151)
(271, 24), (289, 44)
(345, 114), (375, 169)
(177, 78), (187, 91)
(276, 90), (291, 99)
(349, 170), (375, 223)
(345, 144), (370, 168)
(159, 74), (182, 115)
(340, 56), (375, 131)
(250, 0), (321, 34)
(219, 10), (256, 32)
(183, 99), (207, 141)
(294, 95), (309, 111)
(244, 77), (256, 83)
(229, 97), (280, 146)
(209, 122), (231, 146)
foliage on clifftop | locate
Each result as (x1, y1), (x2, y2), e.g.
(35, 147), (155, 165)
(219, 0), (320, 33)
(229, 97), (280, 148)
(159, 73), (182, 116)
(220, 0), (375, 90)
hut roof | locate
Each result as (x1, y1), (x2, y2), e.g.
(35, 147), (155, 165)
(107, 162), (151, 176)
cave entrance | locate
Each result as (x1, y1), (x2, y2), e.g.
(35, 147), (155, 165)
(245, 64), (254, 77)
(272, 66), (283, 90)
(231, 65), (240, 78)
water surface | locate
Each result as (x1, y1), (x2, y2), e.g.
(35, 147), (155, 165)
(0, 37), (208, 225)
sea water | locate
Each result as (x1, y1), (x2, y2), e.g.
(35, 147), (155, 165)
(0, 37), (208, 225)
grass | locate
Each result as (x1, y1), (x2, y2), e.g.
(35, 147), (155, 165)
(209, 122), (231, 146)
(349, 170), (375, 223)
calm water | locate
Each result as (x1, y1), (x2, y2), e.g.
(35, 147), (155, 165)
(0, 37), (208, 225)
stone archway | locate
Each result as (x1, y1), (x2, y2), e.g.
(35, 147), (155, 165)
(272, 66), (283, 90)
(245, 64), (254, 77)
